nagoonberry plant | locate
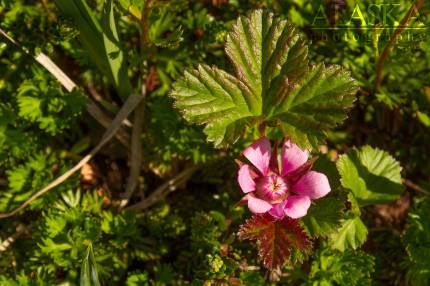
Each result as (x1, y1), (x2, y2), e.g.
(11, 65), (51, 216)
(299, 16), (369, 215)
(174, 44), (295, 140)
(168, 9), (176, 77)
(171, 9), (404, 272)
(0, 1), (416, 284)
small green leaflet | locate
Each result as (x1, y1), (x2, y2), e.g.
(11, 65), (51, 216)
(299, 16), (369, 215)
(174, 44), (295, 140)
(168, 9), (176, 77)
(403, 198), (430, 286)
(81, 243), (101, 286)
(171, 10), (357, 148)
(309, 247), (375, 286)
(149, 7), (183, 48)
(118, 0), (142, 19)
(329, 214), (368, 252)
(337, 146), (404, 207)
(172, 65), (257, 146)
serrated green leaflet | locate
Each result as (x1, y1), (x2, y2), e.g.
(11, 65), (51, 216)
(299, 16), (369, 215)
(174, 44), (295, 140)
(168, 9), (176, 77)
(330, 215), (368, 252)
(172, 65), (258, 146)
(301, 196), (344, 237)
(309, 248), (375, 286)
(149, 7), (183, 48)
(270, 64), (357, 148)
(337, 146), (404, 207)
(403, 198), (430, 286)
(171, 10), (357, 148)
(225, 9), (309, 105)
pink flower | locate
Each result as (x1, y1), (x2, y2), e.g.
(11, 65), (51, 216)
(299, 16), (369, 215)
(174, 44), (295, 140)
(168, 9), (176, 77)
(237, 137), (330, 219)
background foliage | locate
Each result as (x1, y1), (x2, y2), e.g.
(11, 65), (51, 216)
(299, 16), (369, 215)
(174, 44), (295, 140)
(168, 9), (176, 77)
(0, 0), (429, 285)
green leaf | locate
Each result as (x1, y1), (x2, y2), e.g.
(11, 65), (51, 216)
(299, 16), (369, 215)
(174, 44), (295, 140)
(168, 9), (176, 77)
(171, 10), (357, 148)
(309, 247), (375, 286)
(54, 0), (132, 99)
(171, 65), (259, 147)
(118, 0), (142, 19)
(416, 111), (430, 127)
(238, 214), (311, 269)
(126, 272), (150, 286)
(336, 146), (404, 207)
(270, 64), (357, 148)
(313, 154), (341, 190)
(301, 196), (344, 237)
(101, 0), (132, 99)
(80, 243), (101, 286)
(224, 9), (309, 104)
(403, 198), (430, 286)
(329, 215), (368, 252)
(39, 238), (73, 256)
(149, 7), (183, 48)
(2, 153), (55, 212)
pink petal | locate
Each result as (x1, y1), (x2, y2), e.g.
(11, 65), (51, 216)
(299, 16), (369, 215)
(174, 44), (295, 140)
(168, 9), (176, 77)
(284, 195), (311, 219)
(247, 194), (273, 214)
(238, 164), (257, 193)
(243, 137), (271, 176)
(268, 201), (287, 219)
(291, 171), (331, 199)
(281, 140), (309, 176)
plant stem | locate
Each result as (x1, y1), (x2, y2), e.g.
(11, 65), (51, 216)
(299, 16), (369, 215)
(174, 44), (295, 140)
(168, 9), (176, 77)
(374, 0), (425, 90)
(403, 178), (430, 196)
(120, 0), (154, 208)
(0, 93), (145, 219)
(126, 166), (199, 211)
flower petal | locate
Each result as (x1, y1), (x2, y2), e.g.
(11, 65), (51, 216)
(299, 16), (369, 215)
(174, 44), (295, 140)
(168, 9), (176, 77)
(238, 164), (257, 193)
(268, 201), (287, 219)
(292, 171), (331, 199)
(243, 137), (271, 176)
(284, 195), (311, 219)
(247, 194), (273, 214)
(281, 140), (309, 176)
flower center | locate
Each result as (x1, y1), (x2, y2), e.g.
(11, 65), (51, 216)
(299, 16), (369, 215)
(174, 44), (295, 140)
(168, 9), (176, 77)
(256, 174), (288, 203)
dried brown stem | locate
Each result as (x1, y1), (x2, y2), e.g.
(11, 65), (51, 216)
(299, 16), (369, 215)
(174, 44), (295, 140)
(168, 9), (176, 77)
(87, 101), (131, 147)
(0, 93), (144, 219)
(126, 166), (199, 211)
(375, 0), (425, 90)
(140, 0), (154, 48)
(120, 95), (146, 208)
(0, 224), (29, 252)
(403, 178), (430, 196)
(120, 1), (154, 208)
(0, 27), (132, 147)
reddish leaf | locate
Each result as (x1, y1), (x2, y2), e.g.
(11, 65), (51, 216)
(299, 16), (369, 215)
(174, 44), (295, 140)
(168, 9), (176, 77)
(238, 214), (311, 269)
(238, 213), (273, 240)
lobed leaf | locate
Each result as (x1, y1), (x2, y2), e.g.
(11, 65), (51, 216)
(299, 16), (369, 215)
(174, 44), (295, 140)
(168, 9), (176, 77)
(171, 10), (357, 148)
(238, 214), (311, 269)
(329, 215), (368, 252)
(171, 64), (258, 147)
(149, 6), (183, 48)
(270, 64), (357, 148)
(301, 196), (344, 237)
(336, 146), (404, 207)
(225, 9), (309, 104)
